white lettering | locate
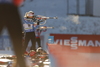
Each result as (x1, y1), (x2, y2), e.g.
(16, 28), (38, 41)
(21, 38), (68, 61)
(87, 40), (94, 47)
(64, 40), (70, 46)
(95, 40), (100, 47)
(54, 39), (59, 44)
(60, 39), (63, 45)
(52, 39), (100, 49)
(78, 40), (87, 46)
(70, 37), (78, 49)
(71, 44), (78, 49)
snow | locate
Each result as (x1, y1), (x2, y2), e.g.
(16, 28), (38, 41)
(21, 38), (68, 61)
(19, 0), (100, 35)
(1, 0), (100, 35)
(0, 0), (100, 67)
(0, 0), (100, 54)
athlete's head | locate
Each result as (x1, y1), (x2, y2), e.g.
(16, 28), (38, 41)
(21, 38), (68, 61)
(24, 11), (34, 18)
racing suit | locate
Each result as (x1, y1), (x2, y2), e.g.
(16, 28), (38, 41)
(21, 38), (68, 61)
(23, 18), (39, 53)
(35, 26), (47, 48)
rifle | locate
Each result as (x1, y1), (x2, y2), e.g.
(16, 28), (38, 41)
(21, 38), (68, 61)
(34, 15), (58, 25)
(36, 15), (58, 19)
(38, 26), (54, 29)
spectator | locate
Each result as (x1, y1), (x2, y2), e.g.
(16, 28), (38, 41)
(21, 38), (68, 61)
(0, 0), (26, 67)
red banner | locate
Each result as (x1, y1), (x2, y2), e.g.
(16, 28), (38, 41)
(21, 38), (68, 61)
(47, 34), (100, 67)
